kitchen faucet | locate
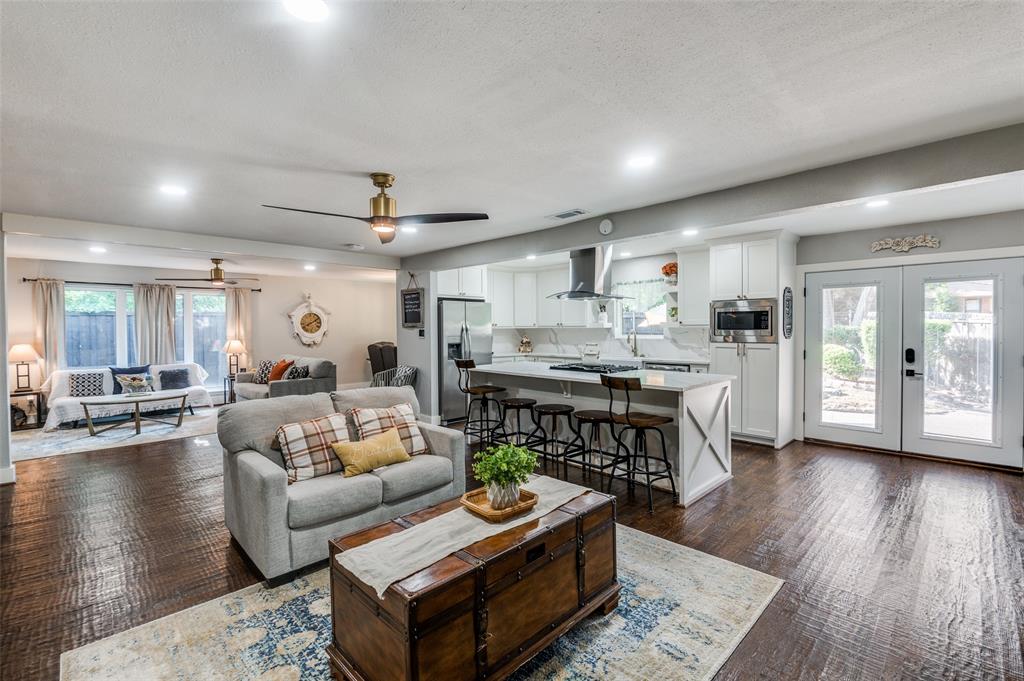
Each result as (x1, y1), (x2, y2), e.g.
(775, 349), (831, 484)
(628, 329), (640, 357)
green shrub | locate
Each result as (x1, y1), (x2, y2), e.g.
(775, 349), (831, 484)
(859, 320), (877, 368)
(824, 325), (862, 353)
(823, 343), (864, 382)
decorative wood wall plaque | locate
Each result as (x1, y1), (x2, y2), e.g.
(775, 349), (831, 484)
(870, 234), (940, 254)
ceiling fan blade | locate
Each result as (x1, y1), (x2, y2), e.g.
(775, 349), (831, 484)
(396, 213), (489, 226)
(262, 205), (372, 222)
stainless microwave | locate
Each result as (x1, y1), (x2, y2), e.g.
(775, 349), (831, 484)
(711, 298), (777, 343)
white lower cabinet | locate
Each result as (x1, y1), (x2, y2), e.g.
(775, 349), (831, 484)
(710, 342), (778, 439)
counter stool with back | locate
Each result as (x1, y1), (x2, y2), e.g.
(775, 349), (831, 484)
(600, 374), (679, 512)
(454, 359), (506, 445)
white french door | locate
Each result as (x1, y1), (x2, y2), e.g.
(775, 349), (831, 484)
(805, 258), (1024, 469)
(901, 259), (1023, 467)
(805, 268), (902, 450)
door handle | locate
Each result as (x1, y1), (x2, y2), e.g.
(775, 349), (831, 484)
(905, 369), (922, 377)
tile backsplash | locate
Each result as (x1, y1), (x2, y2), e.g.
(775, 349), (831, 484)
(493, 326), (710, 362)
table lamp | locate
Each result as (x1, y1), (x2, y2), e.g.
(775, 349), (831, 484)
(8, 344), (40, 392)
(223, 339), (246, 376)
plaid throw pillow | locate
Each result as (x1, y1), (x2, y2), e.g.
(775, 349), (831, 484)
(253, 359), (275, 385)
(350, 403), (428, 457)
(287, 364), (310, 380)
(69, 372), (105, 397)
(276, 413), (351, 483)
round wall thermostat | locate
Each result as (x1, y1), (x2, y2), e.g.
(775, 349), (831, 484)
(598, 219), (614, 235)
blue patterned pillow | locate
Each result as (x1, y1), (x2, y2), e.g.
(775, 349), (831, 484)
(253, 360), (275, 385)
(287, 365), (310, 380)
(69, 372), (105, 397)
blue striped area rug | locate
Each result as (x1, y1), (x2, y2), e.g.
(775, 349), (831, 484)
(61, 525), (782, 681)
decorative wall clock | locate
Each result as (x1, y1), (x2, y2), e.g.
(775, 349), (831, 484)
(288, 293), (330, 346)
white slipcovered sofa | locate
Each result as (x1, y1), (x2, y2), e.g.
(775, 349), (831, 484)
(40, 362), (214, 431)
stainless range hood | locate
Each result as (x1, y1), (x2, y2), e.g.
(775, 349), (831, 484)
(547, 245), (631, 301)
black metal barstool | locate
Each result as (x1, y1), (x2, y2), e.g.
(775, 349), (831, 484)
(528, 403), (584, 480)
(493, 397), (546, 448)
(454, 359), (506, 445)
(600, 375), (678, 513)
(565, 410), (616, 482)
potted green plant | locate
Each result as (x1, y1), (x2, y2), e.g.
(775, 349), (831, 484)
(472, 443), (538, 510)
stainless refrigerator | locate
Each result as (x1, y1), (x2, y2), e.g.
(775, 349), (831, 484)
(438, 298), (493, 425)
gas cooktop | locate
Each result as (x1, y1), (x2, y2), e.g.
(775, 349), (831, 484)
(549, 363), (636, 374)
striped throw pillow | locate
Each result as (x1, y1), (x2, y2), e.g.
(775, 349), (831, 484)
(350, 403), (428, 457)
(276, 413), (351, 483)
(253, 359), (275, 385)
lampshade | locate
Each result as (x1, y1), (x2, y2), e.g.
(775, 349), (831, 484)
(8, 344), (40, 363)
(223, 339), (247, 354)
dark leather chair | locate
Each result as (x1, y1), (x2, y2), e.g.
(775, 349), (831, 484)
(367, 342), (398, 378)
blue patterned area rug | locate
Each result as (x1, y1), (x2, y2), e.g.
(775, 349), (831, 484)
(61, 525), (782, 681)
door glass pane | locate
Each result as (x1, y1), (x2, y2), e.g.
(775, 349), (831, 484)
(820, 285), (878, 428)
(922, 279), (994, 442)
(192, 293), (226, 386)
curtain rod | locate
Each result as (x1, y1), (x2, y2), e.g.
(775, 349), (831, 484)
(21, 277), (261, 293)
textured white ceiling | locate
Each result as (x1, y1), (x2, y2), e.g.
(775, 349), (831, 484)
(2, 1), (1023, 258)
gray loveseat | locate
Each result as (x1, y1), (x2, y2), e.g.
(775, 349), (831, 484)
(219, 386), (465, 580)
(234, 355), (337, 400)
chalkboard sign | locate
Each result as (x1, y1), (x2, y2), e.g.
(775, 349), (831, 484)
(782, 287), (793, 339)
(402, 288), (425, 328)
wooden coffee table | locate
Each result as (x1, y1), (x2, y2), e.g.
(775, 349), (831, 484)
(327, 490), (619, 681)
(78, 390), (189, 436)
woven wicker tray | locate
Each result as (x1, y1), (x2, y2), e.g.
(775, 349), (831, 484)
(460, 488), (538, 523)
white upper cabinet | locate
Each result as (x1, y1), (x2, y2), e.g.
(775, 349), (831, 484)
(710, 237), (779, 300)
(709, 243), (743, 300)
(742, 239), (778, 299)
(489, 270), (515, 327)
(536, 268), (564, 326)
(513, 272), (537, 327)
(436, 266), (487, 297)
(678, 249), (710, 325)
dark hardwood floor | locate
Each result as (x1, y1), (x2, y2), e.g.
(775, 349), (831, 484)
(1, 436), (1022, 680)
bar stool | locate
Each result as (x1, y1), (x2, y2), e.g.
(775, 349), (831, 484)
(600, 375), (678, 513)
(493, 397), (546, 449)
(528, 404), (584, 480)
(454, 359), (506, 445)
(565, 410), (616, 482)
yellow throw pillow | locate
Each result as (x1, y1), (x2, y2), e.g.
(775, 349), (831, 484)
(331, 428), (411, 477)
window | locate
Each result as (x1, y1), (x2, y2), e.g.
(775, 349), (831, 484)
(613, 279), (667, 337)
(65, 286), (225, 386)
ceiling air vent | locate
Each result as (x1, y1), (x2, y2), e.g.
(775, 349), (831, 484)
(547, 208), (587, 220)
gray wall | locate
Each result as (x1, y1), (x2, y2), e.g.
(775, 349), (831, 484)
(401, 124), (1024, 271)
(797, 210), (1024, 265)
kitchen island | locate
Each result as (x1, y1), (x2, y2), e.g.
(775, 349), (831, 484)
(471, 362), (735, 506)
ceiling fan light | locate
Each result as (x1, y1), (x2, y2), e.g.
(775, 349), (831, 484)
(370, 221), (395, 234)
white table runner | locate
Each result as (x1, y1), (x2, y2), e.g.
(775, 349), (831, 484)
(336, 475), (591, 598)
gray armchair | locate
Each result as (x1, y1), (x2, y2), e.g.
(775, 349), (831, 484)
(219, 386), (465, 580)
(234, 355), (337, 401)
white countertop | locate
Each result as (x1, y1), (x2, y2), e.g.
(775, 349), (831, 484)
(491, 352), (709, 365)
(472, 362), (733, 393)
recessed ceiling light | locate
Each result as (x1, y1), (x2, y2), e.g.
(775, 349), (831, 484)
(159, 184), (188, 196)
(304, 264), (316, 271)
(526, 254), (537, 260)
(682, 228), (699, 237)
(625, 154), (656, 171)
(283, 0), (329, 22)
(401, 226), (418, 234)
(343, 243), (366, 251)
(621, 252), (632, 257)
(866, 199), (889, 208)
(89, 245), (107, 254)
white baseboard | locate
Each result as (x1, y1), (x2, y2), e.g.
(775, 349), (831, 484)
(0, 464), (16, 484)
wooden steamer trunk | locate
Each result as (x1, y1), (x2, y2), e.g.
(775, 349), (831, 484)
(327, 491), (619, 681)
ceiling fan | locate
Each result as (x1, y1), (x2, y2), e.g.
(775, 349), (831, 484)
(262, 172), (489, 244)
(156, 258), (260, 286)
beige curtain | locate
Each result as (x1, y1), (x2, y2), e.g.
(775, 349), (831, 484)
(133, 283), (177, 364)
(32, 278), (65, 379)
(225, 287), (253, 368)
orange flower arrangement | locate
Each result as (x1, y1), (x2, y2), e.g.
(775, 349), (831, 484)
(661, 261), (678, 277)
